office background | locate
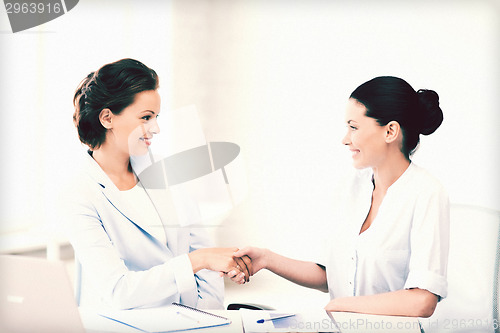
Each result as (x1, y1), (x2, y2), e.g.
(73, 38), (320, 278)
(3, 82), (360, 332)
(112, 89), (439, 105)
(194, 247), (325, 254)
(1, 0), (499, 308)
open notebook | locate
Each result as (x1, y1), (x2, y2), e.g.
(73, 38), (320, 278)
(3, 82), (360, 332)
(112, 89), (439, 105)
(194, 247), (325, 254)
(99, 303), (231, 332)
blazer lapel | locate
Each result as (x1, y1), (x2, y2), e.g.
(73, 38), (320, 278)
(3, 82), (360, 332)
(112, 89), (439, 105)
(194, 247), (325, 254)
(103, 186), (167, 241)
(142, 186), (180, 256)
(84, 152), (167, 245)
(131, 153), (186, 256)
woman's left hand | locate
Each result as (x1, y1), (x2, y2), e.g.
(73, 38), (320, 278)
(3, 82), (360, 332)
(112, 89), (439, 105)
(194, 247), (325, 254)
(324, 298), (341, 312)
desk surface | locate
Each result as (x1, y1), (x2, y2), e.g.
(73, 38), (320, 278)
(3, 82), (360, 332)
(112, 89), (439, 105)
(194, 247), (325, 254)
(80, 308), (421, 333)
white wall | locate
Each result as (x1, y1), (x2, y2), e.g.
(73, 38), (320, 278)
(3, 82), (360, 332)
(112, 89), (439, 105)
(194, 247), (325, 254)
(0, 0), (174, 232)
(1, 1), (498, 263)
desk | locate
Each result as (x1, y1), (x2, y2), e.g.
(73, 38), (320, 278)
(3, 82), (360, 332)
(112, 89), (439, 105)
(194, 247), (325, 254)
(80, 308), (421, 333)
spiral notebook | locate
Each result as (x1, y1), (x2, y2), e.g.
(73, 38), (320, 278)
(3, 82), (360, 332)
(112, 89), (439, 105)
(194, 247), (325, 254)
(99, 303), (231, 332)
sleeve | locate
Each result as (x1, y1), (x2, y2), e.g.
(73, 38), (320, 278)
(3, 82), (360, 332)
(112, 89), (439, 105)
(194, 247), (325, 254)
(404, 182), (450, 300)
(61, 185), (197, 310)
(189, 227), (225, 310)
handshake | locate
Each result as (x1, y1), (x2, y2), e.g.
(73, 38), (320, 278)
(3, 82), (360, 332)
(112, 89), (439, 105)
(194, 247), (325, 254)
(188, 247), (264, 285)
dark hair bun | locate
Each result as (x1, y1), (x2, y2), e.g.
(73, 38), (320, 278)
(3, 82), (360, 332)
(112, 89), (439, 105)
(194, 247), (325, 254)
(73, 72), (95, 121)
(417, 89), (443, 135)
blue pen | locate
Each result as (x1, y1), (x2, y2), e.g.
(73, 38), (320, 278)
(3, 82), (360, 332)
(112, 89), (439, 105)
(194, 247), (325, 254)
(257, 314), (296, 324)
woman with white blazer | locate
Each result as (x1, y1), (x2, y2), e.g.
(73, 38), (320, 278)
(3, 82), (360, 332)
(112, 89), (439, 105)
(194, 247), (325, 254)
(64, 59), (249, 310)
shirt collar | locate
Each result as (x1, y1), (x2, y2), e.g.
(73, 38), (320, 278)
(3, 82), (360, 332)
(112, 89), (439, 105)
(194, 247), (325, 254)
(386, 162), (415, 194)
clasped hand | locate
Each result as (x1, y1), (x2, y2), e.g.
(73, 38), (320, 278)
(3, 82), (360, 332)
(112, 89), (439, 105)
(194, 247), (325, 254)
(224, 246), (267, 285)
(188, 247), (253, 284)
(221, 253), (252, 285)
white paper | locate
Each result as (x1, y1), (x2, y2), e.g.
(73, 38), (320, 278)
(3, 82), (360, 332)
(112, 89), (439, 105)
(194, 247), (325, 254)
(240, 309), (339, 333)
(99, 305), (230, 333)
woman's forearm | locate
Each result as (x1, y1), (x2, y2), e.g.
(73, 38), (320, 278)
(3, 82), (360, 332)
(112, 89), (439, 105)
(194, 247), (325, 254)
(265, 250), (328, 292)
(325, 288), (438, 317)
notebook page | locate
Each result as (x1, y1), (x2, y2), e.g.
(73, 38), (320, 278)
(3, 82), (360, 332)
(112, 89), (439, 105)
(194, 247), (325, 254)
(99, 304), (230, 333)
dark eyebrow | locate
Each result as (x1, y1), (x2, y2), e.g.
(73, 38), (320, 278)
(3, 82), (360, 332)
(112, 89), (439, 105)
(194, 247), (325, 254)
(347, 120), (358, 124)
(140, 110), (157, 115)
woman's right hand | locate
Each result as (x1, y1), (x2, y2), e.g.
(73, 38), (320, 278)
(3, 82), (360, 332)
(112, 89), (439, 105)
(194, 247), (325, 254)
(233, 247), (269, 275)
(188, 247), (250, 281)
(227, 255), (252, 284)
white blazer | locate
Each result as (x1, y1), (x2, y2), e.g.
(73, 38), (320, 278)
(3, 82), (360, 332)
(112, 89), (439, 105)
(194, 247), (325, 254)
(61, 151), (224, 310)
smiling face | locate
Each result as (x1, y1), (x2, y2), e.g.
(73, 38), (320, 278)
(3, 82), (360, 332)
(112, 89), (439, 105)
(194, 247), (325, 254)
(102, 90), (161, 156)
(342, 98), (388, 169)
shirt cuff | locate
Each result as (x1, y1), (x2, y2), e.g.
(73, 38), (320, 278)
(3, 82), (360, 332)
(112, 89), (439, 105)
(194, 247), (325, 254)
(404, 270), (448, 300)
(170, 254), (197, 297)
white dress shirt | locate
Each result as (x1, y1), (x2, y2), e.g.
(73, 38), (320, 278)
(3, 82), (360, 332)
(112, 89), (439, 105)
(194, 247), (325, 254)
(60, 151), (224, 310)
(325, 163), (449, 300)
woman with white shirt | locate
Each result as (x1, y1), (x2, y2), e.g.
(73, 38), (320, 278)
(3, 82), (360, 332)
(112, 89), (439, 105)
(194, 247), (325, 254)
(64, 58), (250, 310)
(234, 76), (449, 317)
